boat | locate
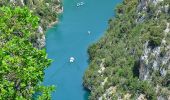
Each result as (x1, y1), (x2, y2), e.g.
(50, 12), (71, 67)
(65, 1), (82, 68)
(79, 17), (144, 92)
(80, 2), (85, 6)
(69, 57), (75, 63)
(77, 2), (85, 7)
(88, 31), (91, 34)
(77, 3), (80, 7)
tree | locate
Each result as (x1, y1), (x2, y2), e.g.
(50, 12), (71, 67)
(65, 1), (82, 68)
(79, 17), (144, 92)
(0, 6), (53, 99)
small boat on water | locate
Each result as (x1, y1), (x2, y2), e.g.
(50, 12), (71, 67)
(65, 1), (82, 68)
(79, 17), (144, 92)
(88, 31), (91, 34)
(69, 57), (75, 63)
(77, 2), (85, 7)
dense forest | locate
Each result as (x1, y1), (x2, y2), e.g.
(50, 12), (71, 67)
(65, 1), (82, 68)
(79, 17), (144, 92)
(84, 0), (170, 100)
(0, 0), (61, 99)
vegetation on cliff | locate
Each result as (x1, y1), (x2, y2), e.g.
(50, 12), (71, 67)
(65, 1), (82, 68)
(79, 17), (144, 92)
(0, 0), (62, 48)
(84, 0), (170, 100)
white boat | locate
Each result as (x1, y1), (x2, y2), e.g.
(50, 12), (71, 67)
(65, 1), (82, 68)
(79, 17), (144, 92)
(88, 31), (91, 34)
(69, 57), (75, 63)
(80, 2), (85, 5)
(77, 3), (80, 7)
(77, 2), (85, 7)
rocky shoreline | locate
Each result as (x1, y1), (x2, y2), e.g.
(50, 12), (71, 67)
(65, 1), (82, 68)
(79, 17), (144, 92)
(36, 4), (63, 49)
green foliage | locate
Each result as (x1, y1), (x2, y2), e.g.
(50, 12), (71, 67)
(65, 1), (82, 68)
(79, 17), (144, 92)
(0, 6), (39, 38)
(0, 6), (53, 99)
(35, 85), (55, 100)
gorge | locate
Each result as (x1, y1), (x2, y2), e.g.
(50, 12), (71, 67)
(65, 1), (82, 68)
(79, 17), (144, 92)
(0, 0), (169, 100)
(43, 0), (121, 100)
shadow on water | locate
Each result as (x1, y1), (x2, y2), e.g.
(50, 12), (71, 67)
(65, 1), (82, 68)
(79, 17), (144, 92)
(83, 87), (90, 99)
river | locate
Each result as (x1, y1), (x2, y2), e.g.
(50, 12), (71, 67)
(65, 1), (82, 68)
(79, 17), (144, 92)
(43, 0), (121, 100)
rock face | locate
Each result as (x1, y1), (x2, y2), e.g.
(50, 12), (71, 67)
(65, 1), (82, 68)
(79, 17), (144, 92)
(138, 1), (170, 99)
(35, 26), (46, 49)
(84, 0), (170, 100)
(139, 23), (170, 80)
(10, 0), (25, 6)
(136, 1), (170, 99)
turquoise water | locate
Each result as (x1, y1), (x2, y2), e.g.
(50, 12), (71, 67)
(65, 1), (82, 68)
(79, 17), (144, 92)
(44, 0), (121, 100)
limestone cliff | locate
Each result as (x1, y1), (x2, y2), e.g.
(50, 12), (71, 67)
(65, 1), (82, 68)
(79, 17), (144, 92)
(84, 0), (170, 100)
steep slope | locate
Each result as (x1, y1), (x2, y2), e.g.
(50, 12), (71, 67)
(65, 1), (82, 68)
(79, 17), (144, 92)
(84, 0), (170, 100)
(0, 0), (63, 48)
